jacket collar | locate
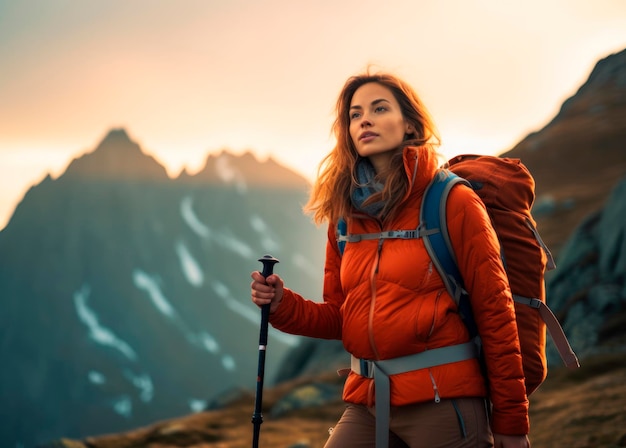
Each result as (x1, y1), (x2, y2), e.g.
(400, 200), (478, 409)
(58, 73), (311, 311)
(401, 146), (435, 204)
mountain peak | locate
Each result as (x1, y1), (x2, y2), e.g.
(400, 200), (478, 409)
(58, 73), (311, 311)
(178, 150), (310, 189)
(63, 128), (169, 182)
(580, 48), (626, 94)
(98, 127), (134, 147)
(555, 48), (626, 120)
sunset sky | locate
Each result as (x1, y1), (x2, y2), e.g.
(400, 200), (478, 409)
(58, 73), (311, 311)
(1, 0), (625, 230)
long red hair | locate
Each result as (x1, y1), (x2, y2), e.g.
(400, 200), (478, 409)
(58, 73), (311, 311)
(304, 71), (442, 225)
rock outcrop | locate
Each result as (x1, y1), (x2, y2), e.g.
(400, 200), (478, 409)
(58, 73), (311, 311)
(545, 177), (626, 365)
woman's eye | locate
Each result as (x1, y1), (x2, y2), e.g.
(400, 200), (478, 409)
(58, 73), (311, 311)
(375, 106), (387, 113)
(350, 112), (361, 120)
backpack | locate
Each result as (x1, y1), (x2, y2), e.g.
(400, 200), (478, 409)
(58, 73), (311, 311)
(337, 154), (579, 396)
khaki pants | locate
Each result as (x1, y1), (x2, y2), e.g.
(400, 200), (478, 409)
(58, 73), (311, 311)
(324, 398), (493, 448)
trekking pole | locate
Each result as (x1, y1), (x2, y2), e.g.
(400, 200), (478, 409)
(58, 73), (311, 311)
(252, 254), (279, 448)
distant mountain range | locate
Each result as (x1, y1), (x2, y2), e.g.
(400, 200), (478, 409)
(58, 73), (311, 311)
(0, 130), (326, 447)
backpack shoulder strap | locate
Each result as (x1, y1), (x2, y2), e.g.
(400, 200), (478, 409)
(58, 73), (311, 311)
(337, 217), (348, 256)
(420, 170), (469, 303)
(421, 170), (479, 339)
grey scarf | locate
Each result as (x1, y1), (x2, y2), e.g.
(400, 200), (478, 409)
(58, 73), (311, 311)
(351, 157), (386, 217)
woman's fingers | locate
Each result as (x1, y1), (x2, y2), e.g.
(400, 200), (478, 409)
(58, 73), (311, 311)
(250, 272), (284, 312)
(251, 272), (275, 305)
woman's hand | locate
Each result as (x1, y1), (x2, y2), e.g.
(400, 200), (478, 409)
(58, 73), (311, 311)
(493, 433), (530, 448)
(250, 271), (284, 314)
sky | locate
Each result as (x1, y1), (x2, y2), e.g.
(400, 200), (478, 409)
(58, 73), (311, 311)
(1, 0), (625, 230)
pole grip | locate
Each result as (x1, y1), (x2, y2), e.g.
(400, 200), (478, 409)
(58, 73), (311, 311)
(257, 255), (278, 346)
(258, 254), (279, 279)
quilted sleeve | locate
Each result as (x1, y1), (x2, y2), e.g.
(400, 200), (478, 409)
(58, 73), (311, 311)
(269, 223), (344, 340)
(446, 184), (530, 435)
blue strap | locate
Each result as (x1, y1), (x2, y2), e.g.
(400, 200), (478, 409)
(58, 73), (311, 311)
(421, 171), (479, 339)
(337, 218), (347, 255)
(420, 171), (466, 298)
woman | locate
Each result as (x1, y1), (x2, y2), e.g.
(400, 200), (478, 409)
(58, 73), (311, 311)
(251, 71), (530, 448)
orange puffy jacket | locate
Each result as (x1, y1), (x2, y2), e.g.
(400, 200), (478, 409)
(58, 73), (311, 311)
(270, 147), (529, 435)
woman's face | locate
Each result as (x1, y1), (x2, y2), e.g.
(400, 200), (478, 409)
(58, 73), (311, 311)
(349, 82), (412, 169)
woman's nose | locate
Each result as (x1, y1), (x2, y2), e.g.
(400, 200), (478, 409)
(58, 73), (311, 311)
(360, 115), (372, 127)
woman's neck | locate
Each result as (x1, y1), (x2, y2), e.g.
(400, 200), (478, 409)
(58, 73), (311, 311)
(367, 153), (393, 181)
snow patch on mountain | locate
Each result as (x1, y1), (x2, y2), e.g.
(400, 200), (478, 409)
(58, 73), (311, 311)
(189, 399), (207, 413)
(124, 369), (153, 403)
(216, 154), (247, 193)
(74, 284), (156, 417)
(211, 281), (259, 323)
(133, 270), (176, 317)
(176, 241), (204, 287)
(215, 227), (254, 258)
(74, 285), (137, 361)
(180, 195), (254, 258)
(88, 370), (106, 385)
(250, 214), (280, 253)
(132, 269), (241, 370)
(180, 196), (211, 238)
(197, 331), (220, 354)
(112, 396), (132, 419)
(222, 355), (236, 371)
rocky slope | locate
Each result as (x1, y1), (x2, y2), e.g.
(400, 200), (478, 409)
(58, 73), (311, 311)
(505, 48), (626, 257)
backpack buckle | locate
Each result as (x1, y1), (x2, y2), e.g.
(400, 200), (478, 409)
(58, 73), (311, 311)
(350, 356), (375, 378)
(360, 359), (374, 378)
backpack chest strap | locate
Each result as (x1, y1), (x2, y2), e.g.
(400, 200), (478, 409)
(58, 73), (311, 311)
(350, 342), (478, 448)
(337, 226), (439, 244)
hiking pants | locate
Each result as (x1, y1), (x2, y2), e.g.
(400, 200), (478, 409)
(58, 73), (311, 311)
(324, 398), (494, 448)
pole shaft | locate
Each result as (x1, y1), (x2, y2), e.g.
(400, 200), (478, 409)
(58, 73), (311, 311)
(251, 255), (279, 448)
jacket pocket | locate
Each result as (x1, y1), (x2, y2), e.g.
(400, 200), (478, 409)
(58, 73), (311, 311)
(415, 288), (464, 343)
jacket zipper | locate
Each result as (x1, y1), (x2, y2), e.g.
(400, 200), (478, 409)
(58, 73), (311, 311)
(428, 289), (445, 337)
(368, 236), (384, 361)
(426, 289), (445, 402)
(429, 370), (441, 403)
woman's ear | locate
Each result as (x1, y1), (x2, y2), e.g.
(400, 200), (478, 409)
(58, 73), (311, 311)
(405, 123), (416, 137)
